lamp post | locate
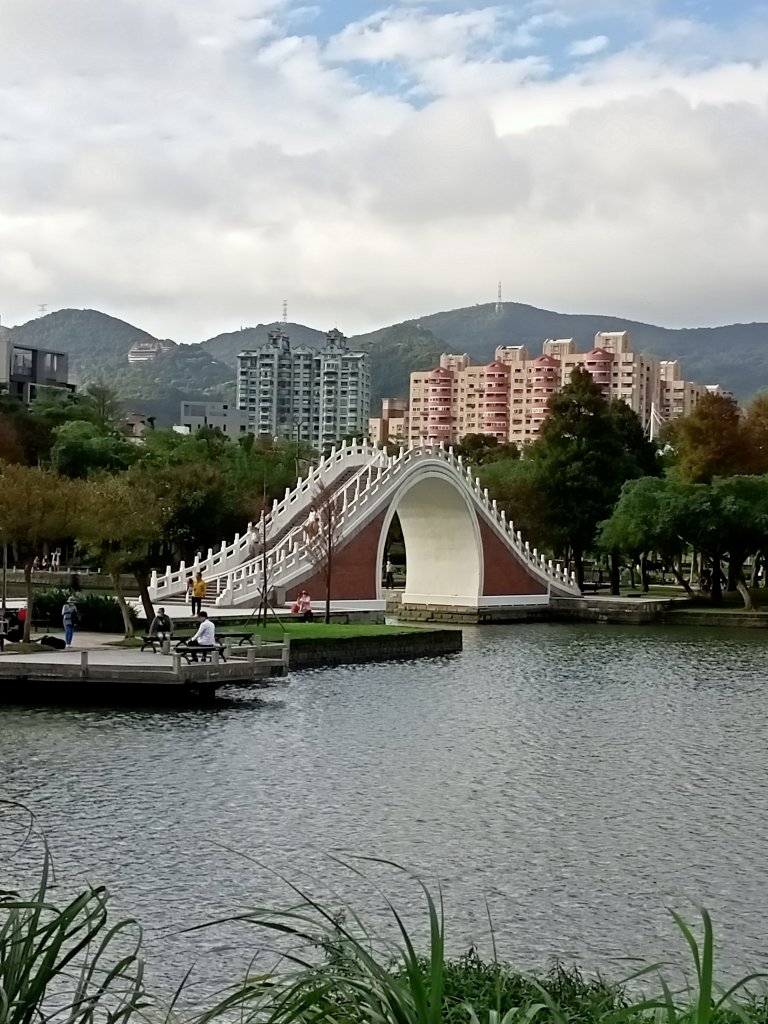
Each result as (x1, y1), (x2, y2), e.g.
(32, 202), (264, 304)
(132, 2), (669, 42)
(293, 419), (307, 474)
(1, 541), (7, 622)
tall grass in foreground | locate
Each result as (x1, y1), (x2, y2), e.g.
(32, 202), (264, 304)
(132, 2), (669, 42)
(196, 866), (768, 1024)
(2, 851), (767, 1024)
(0, 848), (147, 1024)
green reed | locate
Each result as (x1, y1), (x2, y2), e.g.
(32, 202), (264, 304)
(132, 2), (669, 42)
(2, 849), (767, 1024)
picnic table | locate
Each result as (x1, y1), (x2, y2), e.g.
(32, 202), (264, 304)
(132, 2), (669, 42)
(141, 631), (254, 653)
(174, 642), (228, 664)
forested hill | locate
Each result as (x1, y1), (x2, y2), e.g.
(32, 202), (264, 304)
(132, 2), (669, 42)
(6, 309), (235, 425)
(376, 303), (768, 399)
(8, 303), (768, 416)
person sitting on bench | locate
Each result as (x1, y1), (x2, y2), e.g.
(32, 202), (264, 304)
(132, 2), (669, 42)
(149, 607), (173, 640)
(186, 611), (216, 661)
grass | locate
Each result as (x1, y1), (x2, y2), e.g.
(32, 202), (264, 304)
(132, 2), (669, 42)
(109, 623), (423, 647)
(0, 641), (60, 655)
(2, 845), (768, 1024)
(0, 842), (146, 1024)
(193, 864), (768, 1024)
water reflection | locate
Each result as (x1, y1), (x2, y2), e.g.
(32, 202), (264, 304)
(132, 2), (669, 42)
(1, 623), (767, 995)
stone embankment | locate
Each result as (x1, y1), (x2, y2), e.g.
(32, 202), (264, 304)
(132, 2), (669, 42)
(287, 629), (462, 668)
(397, 595), (768, 627)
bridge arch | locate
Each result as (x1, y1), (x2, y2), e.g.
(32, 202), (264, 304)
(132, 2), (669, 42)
(376, 465), (484, 606)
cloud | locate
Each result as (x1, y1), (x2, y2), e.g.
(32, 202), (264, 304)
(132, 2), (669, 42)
(325, 8), (500, 63)
(569, 34), (609, 57)
(2, 0), (768, 344)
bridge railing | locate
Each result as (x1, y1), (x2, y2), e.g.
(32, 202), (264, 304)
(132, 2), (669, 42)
(149, 438), (388, 601)
(214, 442), (579, 606)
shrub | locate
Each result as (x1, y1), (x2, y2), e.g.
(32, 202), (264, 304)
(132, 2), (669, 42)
(31, 587), (135, 633)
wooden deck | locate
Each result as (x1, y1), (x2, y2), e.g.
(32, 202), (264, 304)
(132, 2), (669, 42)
(0, 643), (288, 705)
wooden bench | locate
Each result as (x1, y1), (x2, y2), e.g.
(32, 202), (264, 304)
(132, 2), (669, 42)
(140, 634), (180, 653)
(217, 632), (254, 646)
(174, 642), (228, 664)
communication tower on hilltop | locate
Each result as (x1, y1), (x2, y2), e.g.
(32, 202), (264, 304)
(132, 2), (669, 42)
(282, 299), (288, 324)
(495, 282), (502, 314)
(38, 303), (48, 315)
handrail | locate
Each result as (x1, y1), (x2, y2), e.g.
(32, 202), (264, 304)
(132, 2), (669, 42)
(212, 443), (579, 606)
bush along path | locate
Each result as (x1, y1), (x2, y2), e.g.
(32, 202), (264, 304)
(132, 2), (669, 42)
(2, 852), (767, 1024)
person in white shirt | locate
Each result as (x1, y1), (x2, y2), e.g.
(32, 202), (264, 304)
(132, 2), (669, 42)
(186, 611), (216, 661)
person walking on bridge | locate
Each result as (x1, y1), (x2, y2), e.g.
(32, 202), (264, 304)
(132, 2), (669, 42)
(191, 572), (206, 615)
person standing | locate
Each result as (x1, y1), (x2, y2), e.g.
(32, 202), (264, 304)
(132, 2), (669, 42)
(385, 559), (394, 588)
(191, 572), (206, 615)
(62, 597), (79, 648)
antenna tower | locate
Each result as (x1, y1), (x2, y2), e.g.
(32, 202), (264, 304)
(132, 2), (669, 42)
(495, 282), (502, 314)
(38, 303), (48, 315)
(282, 300), (288, 324)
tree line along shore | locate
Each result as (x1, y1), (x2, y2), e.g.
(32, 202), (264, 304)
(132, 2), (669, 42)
(3, 373), (768, 644)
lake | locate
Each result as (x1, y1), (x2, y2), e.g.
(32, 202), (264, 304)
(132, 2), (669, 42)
(1, 622), (767, 994)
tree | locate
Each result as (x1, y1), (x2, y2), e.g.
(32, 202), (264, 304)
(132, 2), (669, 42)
(76, 473), (169, 632)
(665, 393), (751, 483)
(526, 368), (658, 591)
(304, 483), (344, 624)
(598, 477), (695, 594)
(77, 382), (124, 431)
(709, 476), (768, 608)
(743, 393), (768, 474)
(0, 465), (84, 641)
(50, 420), (137, 478)
(455, 433), (519, 465)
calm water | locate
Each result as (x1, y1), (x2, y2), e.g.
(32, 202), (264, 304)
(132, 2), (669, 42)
(2, 623), (768, 993)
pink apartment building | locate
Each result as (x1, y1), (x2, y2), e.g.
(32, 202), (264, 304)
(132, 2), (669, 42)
(404, 331), (714, 447)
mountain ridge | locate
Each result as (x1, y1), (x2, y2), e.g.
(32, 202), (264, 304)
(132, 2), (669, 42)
(6, 303), (768, 424)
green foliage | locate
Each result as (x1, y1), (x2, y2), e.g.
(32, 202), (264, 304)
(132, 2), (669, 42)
(665, 393), (751, 483)
(456, 434), (520, 465)
(0, 842), (147, 1024)
(50, 420), (138, 478)
(32, 587), (136, 632)
(2, 842), (768, 1024)
(356, 323), (443, 406)
(196, 868), (768, 1024)
(520, 369), (659, 585)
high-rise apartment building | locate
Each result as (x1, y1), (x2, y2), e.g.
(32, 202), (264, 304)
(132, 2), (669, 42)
(237, 327), (370, 449)
(408, 331), (714, 446)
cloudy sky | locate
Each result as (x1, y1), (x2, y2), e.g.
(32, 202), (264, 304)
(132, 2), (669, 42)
(2, 0), (768, 341)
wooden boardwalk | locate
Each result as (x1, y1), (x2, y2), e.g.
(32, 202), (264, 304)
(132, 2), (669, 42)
(0, 643), (288, 705)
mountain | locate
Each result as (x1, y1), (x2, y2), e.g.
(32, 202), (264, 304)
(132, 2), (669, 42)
(201, 322), (326, 366)
(6, 309), (234, 424)
(8, 303), (768, 420)
(388, 303), (768, 399)
(9, 309), (158, 379)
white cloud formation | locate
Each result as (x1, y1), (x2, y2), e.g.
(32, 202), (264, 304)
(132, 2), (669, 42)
(569, 34), (609, 56)
(2, 0), (768, 344)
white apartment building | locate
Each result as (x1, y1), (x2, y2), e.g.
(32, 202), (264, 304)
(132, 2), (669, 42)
(237, 327), (370, 450)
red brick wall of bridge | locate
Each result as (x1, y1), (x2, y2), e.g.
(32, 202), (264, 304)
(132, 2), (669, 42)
(286, 510), (386, 602)
(479, 519), (548, 596)
(286, 510), (548, 602)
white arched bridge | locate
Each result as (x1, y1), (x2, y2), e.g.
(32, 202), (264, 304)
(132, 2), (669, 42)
(149, 440), (580, 616)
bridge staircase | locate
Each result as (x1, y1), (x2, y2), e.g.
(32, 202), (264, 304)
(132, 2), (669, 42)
(148, 440), (389, 605)
(183, 443), (581, 610)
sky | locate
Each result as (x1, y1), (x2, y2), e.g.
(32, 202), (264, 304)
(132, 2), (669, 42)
(2, 0), (768, 341)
